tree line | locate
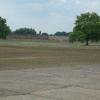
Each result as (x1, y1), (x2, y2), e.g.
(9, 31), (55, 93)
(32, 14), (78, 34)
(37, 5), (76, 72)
(0, 17), (68, 39)
(0, 12), (100, 45)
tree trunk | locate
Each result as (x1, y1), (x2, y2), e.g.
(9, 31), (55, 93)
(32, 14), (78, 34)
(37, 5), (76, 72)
(86, 38), (89, 46)
(86, 34), (89, 46)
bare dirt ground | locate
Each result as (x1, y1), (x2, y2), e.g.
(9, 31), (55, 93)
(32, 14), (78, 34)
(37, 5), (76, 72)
(0, 44), (100, 100)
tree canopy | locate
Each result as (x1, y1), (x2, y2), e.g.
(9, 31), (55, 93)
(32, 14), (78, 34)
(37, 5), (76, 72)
(69, 31), (85, 43)
(0, 16), (11, 39)
(13, 28), (37, 35)
(69, 12), (100, 45)
(54, 32), (68, 36)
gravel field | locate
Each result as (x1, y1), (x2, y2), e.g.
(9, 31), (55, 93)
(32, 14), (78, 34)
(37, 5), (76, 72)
(0, 65), (100, 100)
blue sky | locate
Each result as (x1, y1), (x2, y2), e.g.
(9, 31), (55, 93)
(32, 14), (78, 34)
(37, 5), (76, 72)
(0, 0), (100, 34)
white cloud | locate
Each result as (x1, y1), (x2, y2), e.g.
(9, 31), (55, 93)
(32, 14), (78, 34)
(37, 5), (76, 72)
(49, 0), (67, 5)
(18, 3), (44, 13)
(0, 0), (100, 33)
(72, 0), (100, 11)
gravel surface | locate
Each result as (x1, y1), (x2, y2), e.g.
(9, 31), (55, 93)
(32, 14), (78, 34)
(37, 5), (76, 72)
(0, 65), (100, 100)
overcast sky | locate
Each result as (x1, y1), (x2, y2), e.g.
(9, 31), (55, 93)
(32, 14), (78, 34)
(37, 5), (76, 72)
(0, 0), (100, 33)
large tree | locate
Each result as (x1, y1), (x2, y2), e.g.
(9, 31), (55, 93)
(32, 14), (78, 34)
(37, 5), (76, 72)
(13, 28), (37, 35)
(0, 16), (11, 39)
(70, 12), (100, 45)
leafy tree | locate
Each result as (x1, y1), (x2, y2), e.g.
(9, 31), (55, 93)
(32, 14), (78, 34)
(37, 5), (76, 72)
(69, 31), (85, 43)
(13, 28), (36, 35)
(72, 12), (100, 45)
(0, 16), (11, 39)
(54, 31), (68, 36)
(69, 32), (76, 43)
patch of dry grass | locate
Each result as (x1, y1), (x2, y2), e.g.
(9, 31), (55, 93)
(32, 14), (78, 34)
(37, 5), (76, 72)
(0, 44), (100, 70)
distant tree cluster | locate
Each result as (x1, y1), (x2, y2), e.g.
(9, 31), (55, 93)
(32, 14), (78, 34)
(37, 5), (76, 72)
(0, 16), (68, 40)
(38, 31), (48, 36)
(13, 28), (37, 35)
(1, 12), (100, 44)
(69, 12), (100, 45)
(54, 32), (69, 36)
